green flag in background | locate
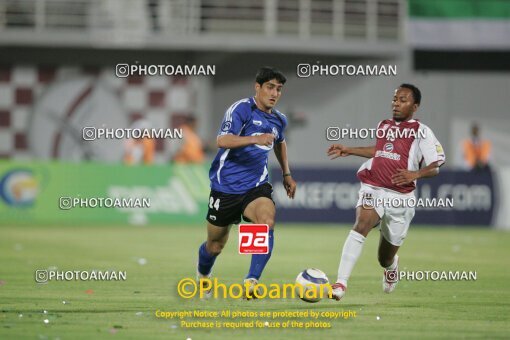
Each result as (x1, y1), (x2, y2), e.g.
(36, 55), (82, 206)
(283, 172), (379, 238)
(408, 0), (510, 49)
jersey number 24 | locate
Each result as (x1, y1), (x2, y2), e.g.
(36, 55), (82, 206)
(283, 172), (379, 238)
(209, 197), (220, 210)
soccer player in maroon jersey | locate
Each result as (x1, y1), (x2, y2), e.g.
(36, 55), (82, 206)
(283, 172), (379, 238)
(327, 84), (446, 300)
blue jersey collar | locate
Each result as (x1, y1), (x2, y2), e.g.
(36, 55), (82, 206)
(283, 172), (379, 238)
(250, 97), (275, 115)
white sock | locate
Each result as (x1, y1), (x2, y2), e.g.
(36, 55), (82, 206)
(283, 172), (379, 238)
(337, 230), (366, 287)
(385, 254), (399, 271)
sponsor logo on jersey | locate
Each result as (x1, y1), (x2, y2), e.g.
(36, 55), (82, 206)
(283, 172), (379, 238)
(251, 132), (274, 150)
(253, 120), (262, 126)
(386, 128), (397, 142)
(272, 127), (279, 140)
(384, 143), (394, 152)
(375, 150), (401, 161)
(221, 121), (232, 132)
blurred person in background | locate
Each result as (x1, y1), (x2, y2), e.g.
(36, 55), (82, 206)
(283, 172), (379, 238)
(147, 0), (160, 32)
(124, 118), (155, 165)
(462, 123), (491, 171)
(172, 115), (205, 164)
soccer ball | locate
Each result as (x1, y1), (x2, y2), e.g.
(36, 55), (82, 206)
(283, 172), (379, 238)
(295, 268), (330, 303)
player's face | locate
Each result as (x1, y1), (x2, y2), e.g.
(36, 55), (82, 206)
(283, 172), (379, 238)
(255, 79), (283, 111)
(392, 87), (418, 121)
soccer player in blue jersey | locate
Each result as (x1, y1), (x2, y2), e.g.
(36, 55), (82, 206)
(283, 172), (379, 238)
(197, 67), (297, 298)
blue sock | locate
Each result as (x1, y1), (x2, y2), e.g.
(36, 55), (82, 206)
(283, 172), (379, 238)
(197, 242), (217, 276)
(246, 229), (274, 280)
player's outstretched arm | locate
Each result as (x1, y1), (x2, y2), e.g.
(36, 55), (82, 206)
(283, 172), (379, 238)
(274, 141), (296, 199)
(217, 133), (274, 149)
(327, 144), (375, 159)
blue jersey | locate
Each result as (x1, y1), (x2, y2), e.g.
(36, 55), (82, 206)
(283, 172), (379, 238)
(209, 97), (288, 194)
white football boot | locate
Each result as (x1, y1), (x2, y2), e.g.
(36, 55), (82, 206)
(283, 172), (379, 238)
(330, 282), (347, 301)
(243, 278), (260, 300)
(382, 255), (399, 294)
(196, 270), (213, 299)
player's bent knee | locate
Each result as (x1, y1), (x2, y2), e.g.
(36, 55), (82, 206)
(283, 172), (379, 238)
(253, 213), (274, 228)
(353, 222), (372, 237)
(207, 241), (225, 257)
(262, 217), (275, 228)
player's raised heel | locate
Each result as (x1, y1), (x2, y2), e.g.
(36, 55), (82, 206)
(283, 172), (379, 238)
(196, 271), (213, 299)
(330, 282), (346, 301)
(382, 256), (399, 294)
(243, 278), (260, 300)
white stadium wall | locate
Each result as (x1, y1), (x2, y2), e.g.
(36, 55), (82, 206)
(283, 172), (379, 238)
(0, 65), (203, 163)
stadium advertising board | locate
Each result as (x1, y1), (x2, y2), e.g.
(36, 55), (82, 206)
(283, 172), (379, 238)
(271, 168), (495, 225)
(0, 161), (209, 225)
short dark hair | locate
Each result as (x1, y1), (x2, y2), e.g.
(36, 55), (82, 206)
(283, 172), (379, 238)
(255, 67), (286, 85)
(399, 83), (421, 105)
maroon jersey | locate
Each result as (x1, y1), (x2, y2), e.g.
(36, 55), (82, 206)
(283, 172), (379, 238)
(357, 119), (445, 193)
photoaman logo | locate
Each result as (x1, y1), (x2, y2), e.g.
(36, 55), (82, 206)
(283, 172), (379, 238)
(238, 224), (269, 254)
(177, 278), (332, 300)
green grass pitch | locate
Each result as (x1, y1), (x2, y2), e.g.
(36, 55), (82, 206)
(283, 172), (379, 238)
(1, 224), (509, 339)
